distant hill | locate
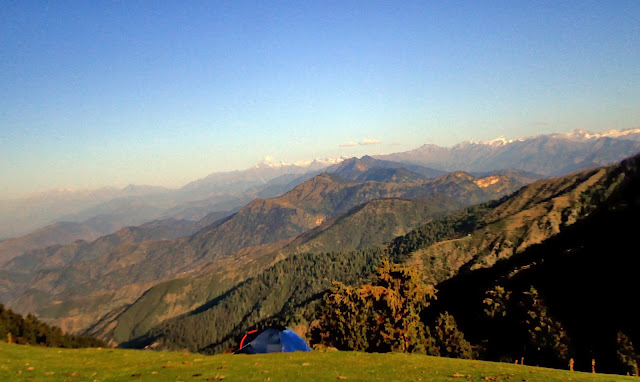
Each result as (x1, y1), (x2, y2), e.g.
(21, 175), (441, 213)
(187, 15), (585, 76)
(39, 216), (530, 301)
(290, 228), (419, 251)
(179, 158), (342, 198)
(0, 160), (340, 241)
(190, 170), (526, 262)
(0, 185), (170, 240)
(0, 211), (234, 310)
(0, 222), (104, 265)
(4, 128), (637, 241)
(327, 155), (446, 180)
(0, 207), (222, 267)
(377, 128), (640, 176)
(0, 213), (230, 277)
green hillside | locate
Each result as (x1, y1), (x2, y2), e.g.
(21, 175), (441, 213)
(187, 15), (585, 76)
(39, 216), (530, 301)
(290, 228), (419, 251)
(90, 251), (284, 345)
(121, 248), (384, 353)
(1, 342), (634, 382)
(281, 193), (463, 255)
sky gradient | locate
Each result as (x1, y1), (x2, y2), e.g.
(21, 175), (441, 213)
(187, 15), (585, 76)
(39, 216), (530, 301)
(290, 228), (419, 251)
(1, 1), (639, 199)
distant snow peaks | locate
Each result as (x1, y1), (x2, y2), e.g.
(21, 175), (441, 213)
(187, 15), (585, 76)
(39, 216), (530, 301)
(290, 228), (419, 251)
(456, 128), (640, 149)
(456, 136), (521, 148)
(255, 156), (348, 169)
(481, 136), (517, 146)
(561, 128), (640, 142)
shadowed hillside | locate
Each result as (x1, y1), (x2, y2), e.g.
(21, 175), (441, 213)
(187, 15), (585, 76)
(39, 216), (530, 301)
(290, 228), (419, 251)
(430, 153), (640, 374)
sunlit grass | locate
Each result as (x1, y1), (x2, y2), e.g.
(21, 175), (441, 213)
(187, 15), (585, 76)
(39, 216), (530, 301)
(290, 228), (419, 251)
(0, 342), (634, 381)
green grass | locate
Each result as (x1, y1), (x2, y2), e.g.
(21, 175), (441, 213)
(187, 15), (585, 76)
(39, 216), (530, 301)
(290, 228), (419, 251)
(0, 342), (634, 381)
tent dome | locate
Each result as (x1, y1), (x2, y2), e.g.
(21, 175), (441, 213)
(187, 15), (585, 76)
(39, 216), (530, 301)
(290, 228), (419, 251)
(236, 327), (311, 354)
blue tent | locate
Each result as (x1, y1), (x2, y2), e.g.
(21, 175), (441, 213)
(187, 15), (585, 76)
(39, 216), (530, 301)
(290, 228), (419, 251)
(235, 327), (311, 354)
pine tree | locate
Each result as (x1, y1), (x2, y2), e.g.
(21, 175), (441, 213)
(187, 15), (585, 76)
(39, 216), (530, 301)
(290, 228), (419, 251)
(316, 258), (436, 353)
(616, 331), (640, 376)
(520, 287), (571, 366)
(431, 312), (473, 359)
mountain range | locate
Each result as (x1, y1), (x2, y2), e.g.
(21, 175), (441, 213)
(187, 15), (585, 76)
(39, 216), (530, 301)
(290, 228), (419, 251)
(105, 153), (639, 375)
(1, 128), (639, 374)
(0, 160), (531, 335)
(1, 129), (637, 244)
(0, 155), (530, 266)
(378, 128), (640, 175)
(0, 129), (631, 242)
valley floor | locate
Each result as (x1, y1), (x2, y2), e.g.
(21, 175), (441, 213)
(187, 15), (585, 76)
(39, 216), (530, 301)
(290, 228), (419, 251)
(0, 343), (634, 381)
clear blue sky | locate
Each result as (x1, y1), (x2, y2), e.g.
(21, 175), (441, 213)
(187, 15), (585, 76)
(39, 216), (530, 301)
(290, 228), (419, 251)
(1, 1), (639, 198)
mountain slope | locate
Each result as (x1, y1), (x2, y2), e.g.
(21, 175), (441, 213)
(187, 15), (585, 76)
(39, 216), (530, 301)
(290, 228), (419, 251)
(178, 158), (342, 198)
(190, 170), (527, 261)
(430, 153), (640, 373)
(120, 248), (384, 353)
(327, 155), (446, 180)
(351, 167), (427, 183)
(0, 202), (237, 268)
(0, 222), (104, 265)
(402, 165), (611, 283)
(0, 211), (234, 308)
(280, 194), (463, 255)
(1, 208), (233, 273)
(87, 250), (284, 345)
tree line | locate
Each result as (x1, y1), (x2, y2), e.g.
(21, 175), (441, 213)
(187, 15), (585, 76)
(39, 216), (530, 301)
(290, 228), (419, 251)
(0, 303), (105, 348)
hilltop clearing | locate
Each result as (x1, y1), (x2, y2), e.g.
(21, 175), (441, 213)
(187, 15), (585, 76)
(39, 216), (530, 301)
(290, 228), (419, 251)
(0, 342), (634, 382)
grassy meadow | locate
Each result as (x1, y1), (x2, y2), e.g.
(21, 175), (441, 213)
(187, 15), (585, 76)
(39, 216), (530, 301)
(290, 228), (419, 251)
(0, 342), (635, 381)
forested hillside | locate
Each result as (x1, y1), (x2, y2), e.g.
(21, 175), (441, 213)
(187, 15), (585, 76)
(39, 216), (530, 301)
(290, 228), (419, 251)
(122, 248), (385, 353)
(279, 193), (463, 255)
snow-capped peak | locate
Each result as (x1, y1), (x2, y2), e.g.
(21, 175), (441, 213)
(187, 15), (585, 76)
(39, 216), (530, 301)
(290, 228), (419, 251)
(454, 128), (640, 149)
(562, 128), (640, 142)
(255, 156), (348, 169)
(456, 136), (521, 148)
(481, 136), (515, 146)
